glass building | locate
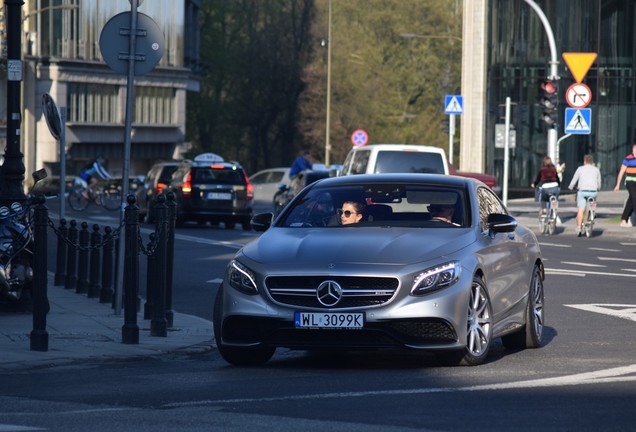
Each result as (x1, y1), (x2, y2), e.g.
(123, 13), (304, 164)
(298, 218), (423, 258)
(479, 0), (636, 194)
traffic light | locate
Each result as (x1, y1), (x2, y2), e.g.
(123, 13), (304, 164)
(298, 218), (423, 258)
(539, 80), (558, 127)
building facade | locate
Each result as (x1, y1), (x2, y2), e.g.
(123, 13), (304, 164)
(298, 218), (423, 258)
(462, 0), (636, 193)
(1, 0), (199, 181)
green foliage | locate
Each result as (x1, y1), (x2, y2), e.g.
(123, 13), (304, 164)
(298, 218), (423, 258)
(187, 0), (462, 172)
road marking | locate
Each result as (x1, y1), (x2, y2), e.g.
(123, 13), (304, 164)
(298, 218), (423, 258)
(545, 268), (636, 278)
(545, 269), (586, 277)
(588, 247), (620, 252)
(0, 426), (45, 431)
(159, 364), (636, 407)
(564, 304), (636, 322)
(598, 257), (636, 263)
(623, 269), (636, 273)
(538, 242), (571, 248)
(206, 278), (223, 284)
(619, 242), (636, 246)
(560, 261), (605, 267)
(173, 233), (244, 250)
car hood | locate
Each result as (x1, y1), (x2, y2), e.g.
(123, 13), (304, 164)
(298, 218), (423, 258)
(242, 228), (476, 267)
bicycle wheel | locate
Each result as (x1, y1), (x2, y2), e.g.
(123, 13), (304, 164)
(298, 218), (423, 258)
(101, 188), (122, 211)
(584, 210), (593, 237)
(547, 211), (556, 235)
(538, 213), (547, 234)
(67, 188), (90, 211)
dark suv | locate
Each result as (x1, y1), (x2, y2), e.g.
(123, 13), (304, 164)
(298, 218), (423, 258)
(167, 153), (254, 229)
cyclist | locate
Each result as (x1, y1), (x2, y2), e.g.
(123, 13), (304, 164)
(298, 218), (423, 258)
(568, 154), (602, 237)
(531, 156), (560, 216)
(79, 155), (113, 199)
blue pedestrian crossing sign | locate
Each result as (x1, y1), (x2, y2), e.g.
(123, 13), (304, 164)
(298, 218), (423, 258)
(564, 108), (592, 135)
(444, 95), (463, 114)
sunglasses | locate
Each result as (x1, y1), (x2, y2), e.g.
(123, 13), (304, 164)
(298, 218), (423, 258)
(337, 209), (358, 218)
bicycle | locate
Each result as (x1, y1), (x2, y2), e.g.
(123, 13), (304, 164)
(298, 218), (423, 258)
(580, 195), (597, 238)
(67, 177), (121, 211)
(538, 190), (559, 235)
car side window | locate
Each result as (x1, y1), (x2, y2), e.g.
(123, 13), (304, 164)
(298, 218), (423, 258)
(477, 187), (507, 231)
(351, 150), (370, 175)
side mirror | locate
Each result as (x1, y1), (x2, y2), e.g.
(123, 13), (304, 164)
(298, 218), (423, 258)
(32, 168), (48, 184)
(251, 212), (274, 232)
(487, 213), (517, 234)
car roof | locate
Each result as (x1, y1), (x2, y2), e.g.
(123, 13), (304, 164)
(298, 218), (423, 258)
(315, 173), (477, 188)
(348, 144), (446, 154)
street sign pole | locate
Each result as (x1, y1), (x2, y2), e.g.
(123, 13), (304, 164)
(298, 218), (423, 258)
(448, 114), (455, 165)
(503, 97), (511, 207)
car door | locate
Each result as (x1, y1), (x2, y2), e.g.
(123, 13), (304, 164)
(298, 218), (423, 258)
(475, 187), (528, 319)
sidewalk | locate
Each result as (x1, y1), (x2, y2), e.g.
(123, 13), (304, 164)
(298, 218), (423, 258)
(1, 191), (634, 372)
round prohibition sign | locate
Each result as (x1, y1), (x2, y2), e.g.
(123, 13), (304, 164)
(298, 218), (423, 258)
(566, 83), (592, 108)
(351, 129), (368, 147)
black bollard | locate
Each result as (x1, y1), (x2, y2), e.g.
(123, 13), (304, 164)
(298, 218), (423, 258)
(144, 233), (156, 320)
(100, 226), (114, 304)
(88, 224), (102, 298)
(122, 194), (140, 344)
(151, 194), (168, 337)
(165, 192), (176, 328)
(31, 195), (49, 351)
(76, 222), (89, 294)
(54, 219), (67, 286)
(65, 220), (78, 290)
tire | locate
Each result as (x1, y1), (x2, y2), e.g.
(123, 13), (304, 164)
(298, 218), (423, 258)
(67, 188), (90, 211)
(548, 219), (556, 235)
(101, 189), (121, 211)
(445, 276), (493, 366)
(584, 210), (593, 237)
(213, 288), (275, 366)
(501, 265), (544, 349)
(538, 213), (547, 234)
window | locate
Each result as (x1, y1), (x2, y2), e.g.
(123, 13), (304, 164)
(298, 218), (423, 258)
(67, 82), (119, 124)
(134, 87), (176, 125)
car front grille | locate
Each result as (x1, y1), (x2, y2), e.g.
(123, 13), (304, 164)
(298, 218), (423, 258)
(265, 276), (399, 309)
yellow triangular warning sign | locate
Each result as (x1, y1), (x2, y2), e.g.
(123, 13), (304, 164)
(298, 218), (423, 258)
(562, 52), (597, 83)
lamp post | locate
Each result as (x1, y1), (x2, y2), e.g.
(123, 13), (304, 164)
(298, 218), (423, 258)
(324, 0), (332, 168)
(1, 0), (26, 206)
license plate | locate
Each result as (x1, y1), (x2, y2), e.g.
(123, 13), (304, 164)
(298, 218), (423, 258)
(294, 312), (364, 329)
(207, 192), (232, 200)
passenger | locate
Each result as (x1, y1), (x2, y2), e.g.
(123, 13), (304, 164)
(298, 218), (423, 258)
(338, 201), (364, 225)
(429, 203), (459, 226)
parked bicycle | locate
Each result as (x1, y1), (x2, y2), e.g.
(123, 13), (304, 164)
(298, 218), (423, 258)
(580, 195), (597, 238)
(67, 177), (121, 211)
(538, 190), (559, 235)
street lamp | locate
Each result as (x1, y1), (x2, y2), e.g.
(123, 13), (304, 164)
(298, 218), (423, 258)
(324, 0), (332, 168)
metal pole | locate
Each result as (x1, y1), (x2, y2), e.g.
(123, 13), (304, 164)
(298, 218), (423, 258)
(115, 0), (139, 315)
(523, 0), (560, 162)
(59, 107), (67, 220)
(448, 114), (456, 165)
(324, 0), (332, 168)
(503, 97), (511, 207)
(1, 0), (26, 206)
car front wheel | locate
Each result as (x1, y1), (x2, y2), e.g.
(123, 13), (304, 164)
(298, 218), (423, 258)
(445, 276), (493, 366)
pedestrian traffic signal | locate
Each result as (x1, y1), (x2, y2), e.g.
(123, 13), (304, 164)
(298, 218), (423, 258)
(539, 80), (558, 127)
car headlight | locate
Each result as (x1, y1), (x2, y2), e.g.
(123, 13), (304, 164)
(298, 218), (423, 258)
(227, 260), (258, 295)
(411, 261), (460, 296)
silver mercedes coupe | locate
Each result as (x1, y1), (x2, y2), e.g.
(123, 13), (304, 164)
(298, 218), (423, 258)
(214, 173), (545, 366)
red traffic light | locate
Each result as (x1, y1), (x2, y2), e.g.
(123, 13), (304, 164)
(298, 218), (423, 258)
(540, 81), (557, 94)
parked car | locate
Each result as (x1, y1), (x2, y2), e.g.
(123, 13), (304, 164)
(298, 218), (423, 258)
(214, 173), (545, 366)
(136, 160), (180, 223)
(448, 163), (501, 195)
(248, 167), (290, 213)
(167, 153), (254, 229)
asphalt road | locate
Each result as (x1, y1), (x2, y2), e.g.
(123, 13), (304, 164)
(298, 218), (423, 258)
(2, 197), (633, 431)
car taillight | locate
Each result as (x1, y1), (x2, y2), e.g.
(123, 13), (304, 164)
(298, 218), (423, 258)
(156, 182), (167, 193)
(244, 173), (254, 200)
(182, 173), (192, 198)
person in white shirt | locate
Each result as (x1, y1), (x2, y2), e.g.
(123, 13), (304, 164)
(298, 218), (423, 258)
(568, 154), (601, 236)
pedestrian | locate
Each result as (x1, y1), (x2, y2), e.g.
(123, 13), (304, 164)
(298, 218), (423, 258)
(568, 154), (601, 236)
(613, 143), (636, 227)
(289, 150), (312, 179)
(531, 156), (560, 214)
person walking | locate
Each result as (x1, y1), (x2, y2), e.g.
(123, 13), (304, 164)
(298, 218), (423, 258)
(569, 154), (601, 236)
(613, 143), (636, 227)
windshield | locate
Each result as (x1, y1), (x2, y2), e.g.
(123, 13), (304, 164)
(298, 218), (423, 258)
(375, 151), (445, 174)
(278, 184), (466, 228)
